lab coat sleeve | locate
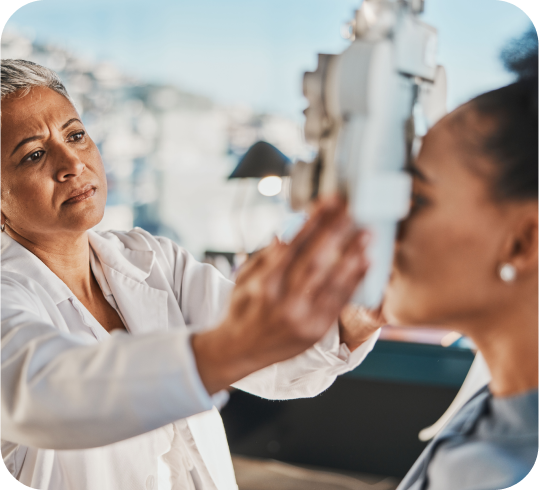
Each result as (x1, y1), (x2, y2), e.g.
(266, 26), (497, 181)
(156, 235), (379, 401)
(232, 325), (379, 399)
(1, 274), (214, 450)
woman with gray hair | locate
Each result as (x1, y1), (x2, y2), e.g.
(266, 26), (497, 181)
(1, 59), (379, 490)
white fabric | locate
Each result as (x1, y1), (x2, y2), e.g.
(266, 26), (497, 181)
(418, 352), (491, 442)
(1, 228), (379, 490)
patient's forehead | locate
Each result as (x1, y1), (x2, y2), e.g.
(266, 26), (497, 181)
(421, 102), (499, 181)
(444, 102), (502, 162)
(413, 106), (500, 209)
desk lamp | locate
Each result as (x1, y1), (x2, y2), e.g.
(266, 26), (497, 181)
(228, 141), (291, 196)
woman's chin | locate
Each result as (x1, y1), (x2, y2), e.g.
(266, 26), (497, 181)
(382, 302), (407, 327)
(383, 286), (424, 327)
(62, 207), (106, 232)
(383, 294), (442, 329)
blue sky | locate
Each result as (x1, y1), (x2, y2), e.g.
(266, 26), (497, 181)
(4, 0), (534, 119)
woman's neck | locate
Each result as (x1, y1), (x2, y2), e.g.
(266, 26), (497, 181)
(468, 295), (538, 398)
(5, 226), (94, 299)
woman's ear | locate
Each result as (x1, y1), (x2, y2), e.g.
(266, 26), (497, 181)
(506, 202), (538, 280)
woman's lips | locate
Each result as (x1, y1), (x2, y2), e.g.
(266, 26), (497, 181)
(63, 186), (96, 205)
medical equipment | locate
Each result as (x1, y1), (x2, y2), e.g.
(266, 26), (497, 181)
(290, 0), (447, 307)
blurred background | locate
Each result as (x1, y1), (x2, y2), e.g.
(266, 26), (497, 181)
(1, 1), (535, 488)
(2, 0), (532, 260)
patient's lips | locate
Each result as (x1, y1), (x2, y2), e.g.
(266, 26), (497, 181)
(63, 184), (97, 205)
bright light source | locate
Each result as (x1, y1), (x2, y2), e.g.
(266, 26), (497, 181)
(257, 176), (282, 197)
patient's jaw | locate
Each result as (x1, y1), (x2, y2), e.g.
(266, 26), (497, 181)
(1, 87), (107, 243)
(383, 105), (538, 334)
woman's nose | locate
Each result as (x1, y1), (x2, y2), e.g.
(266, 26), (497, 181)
(54, 148), (85, 182)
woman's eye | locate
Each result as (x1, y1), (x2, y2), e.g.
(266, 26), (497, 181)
(69, 131), (85, 142)
(24, 151), (45, 163)
(410, 193), (429, 212)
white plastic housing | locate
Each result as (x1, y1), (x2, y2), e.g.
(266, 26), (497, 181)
(292, 0), (446, 307)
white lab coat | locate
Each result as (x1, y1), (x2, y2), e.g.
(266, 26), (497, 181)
(1, 228), (379, 490)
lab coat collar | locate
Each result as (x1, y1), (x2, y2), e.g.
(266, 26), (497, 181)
(1, 230), (160, 313)
(1, 233), (73, 305)
(87, 230), (155, 284)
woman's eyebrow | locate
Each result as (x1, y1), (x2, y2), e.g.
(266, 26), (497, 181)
(10, 118), (83, 157)
(61, 118), (82, 130)
(10, 135), (44, 157)
(405, 162), (429, 182)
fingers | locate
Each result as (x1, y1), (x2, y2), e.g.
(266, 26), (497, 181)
(237, 198), (346, 297)
(242, 197), (362, 308)
(232, 196), (369, 342)
(277, 196), (345, 270)
(326, 234), (369, 304)
(235, 238), (281, 283)
(288, 209), (357, 295)
(312, 230), (370, 320)
(280, 230), (370, 343)
(281, 197), (361, 299)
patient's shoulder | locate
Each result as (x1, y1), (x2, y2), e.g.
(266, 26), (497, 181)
(429, 438), (535, 489)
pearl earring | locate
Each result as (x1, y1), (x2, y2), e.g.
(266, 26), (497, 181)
(499, 263), (516, 282)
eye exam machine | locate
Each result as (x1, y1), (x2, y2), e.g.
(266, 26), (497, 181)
(290, 0), (447, 308)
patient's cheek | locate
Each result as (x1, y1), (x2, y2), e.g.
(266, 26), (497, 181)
(382, 279), (407, 326)
(393, 248), (408, 275)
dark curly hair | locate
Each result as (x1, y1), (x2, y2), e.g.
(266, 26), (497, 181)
(470, 25), (538, 201)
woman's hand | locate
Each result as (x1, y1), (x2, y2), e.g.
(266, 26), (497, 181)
(192, 197), (370, 394)
(338, 304), (386, 352)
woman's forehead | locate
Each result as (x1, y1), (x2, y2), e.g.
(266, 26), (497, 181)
(2, 87), (77, 126)
(417, 107), (495, 191)
(1, 87), (78, 139)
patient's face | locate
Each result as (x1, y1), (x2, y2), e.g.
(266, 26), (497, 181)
(384, 104), (517, 330)
(1, 87), (107, 240)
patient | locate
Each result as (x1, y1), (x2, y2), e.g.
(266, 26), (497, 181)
(381, 35), (538, 490)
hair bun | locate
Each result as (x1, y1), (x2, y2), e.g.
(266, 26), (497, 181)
(501, 25), (538, 80)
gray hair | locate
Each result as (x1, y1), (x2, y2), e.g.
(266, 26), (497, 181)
(1, 59), (72, 103)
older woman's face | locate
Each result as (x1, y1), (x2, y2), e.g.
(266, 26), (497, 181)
(1, 87), (107, 239)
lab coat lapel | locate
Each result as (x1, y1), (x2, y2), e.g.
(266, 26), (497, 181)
(102, 265), (168, 335)
(88, 231), (169, 335)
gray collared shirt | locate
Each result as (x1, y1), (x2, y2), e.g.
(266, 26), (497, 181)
(398, 386), (538, 490)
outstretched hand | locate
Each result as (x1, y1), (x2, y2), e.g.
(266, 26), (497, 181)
(192, 196), (371, 394)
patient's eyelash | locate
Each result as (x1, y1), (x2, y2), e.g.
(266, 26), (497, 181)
(410, 193), (430, 212)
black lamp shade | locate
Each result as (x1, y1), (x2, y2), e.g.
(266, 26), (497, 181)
(228, 141), (291, 179)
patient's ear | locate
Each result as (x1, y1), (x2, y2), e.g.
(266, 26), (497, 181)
(503, 202), (538, 280)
